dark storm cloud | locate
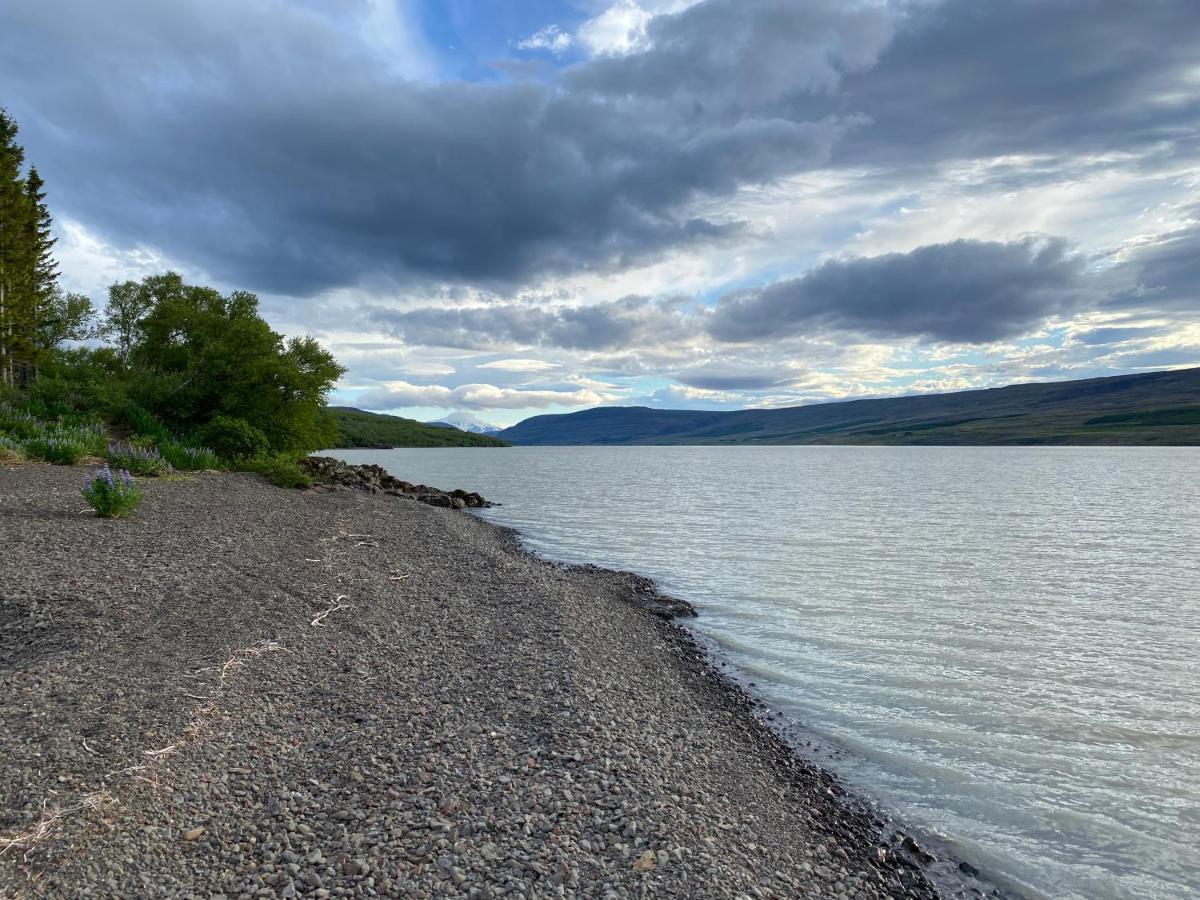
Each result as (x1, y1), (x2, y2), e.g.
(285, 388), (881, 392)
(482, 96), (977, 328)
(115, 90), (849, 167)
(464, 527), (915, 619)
(0, 0), (861, 296)
(1073, 326), (1169, 347)
(569, 0), (897, 110)
(832, 0), (1200, 169)
(1108, 222), (1200, 313)
(708, 238), (1091, 344)
(673, 368), (796, 391)
(3, 0), (1198, 307)
(372, 295), (690, 351)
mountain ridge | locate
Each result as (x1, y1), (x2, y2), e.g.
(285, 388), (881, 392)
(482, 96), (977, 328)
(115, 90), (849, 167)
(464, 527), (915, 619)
(329, 407), (509, 448)
(498, 368), (1200, 446)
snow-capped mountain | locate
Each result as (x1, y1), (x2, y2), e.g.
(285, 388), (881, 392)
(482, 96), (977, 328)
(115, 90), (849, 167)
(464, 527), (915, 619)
(426, 412), (502, 434)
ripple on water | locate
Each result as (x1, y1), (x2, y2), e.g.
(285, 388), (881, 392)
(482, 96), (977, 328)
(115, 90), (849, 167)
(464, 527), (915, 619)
(334, 445), (1200, 900)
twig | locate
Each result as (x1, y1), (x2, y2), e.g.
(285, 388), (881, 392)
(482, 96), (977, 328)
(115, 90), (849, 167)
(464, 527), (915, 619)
(311, 596), (350, 627)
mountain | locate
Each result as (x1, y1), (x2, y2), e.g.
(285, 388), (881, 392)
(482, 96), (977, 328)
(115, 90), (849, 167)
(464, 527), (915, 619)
(498, 368), (1200, 446)
(427, 412), (502, 434)
(330, 407), (509, 448)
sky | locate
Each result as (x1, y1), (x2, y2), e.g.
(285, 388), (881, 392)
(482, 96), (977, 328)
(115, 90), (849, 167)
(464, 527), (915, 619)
(3, 0), (1199, 427)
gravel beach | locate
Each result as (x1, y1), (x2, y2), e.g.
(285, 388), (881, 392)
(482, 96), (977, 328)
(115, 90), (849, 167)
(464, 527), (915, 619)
(1, 462), (983, 899)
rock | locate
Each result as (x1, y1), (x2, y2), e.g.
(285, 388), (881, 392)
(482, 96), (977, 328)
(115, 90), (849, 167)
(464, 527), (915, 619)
(182, 827), (205, 841)
(301, 457), (490, 509)
(343, 859), (369, 877)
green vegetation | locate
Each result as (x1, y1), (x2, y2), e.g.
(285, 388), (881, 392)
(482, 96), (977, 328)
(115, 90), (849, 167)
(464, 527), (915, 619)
(1084, 405), (1200, 427)
(330, 407), (509, 449)
(105, 439), (172, 476)
(0, 108), (349, 486)
(500, 368), (1200, 446)
(241, 452), (314, 489)
(81, 464), (143, 518)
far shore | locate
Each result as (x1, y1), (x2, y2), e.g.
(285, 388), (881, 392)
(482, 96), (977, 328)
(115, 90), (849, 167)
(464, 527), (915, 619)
(1, 461), (998, 898)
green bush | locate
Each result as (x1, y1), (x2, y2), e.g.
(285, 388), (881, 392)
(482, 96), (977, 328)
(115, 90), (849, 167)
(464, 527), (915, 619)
(118, 402), (174, 445)
(241, 453), (312, 489)
(24, 434), (89, 465)
(194, 415), (270, 461)
(159, 440), (223, 471)
(82, 464), (143, 518)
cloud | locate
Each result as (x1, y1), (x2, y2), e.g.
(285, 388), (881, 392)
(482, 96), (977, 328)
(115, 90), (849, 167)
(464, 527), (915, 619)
(832, 0), (1200, 169)
(673, 366), (797, 390)
(476, 358), (562, 372)
(372, 295), (692, 351)
(516, 25), (573, 55)
(1073, 326), (1169, 346)
(708, 238), (1092, 344)
(1108, 220), (1200, 313)
(4, 0), (867, 298)
(356, 380), (608, 411)
(571, 0), (898, 109)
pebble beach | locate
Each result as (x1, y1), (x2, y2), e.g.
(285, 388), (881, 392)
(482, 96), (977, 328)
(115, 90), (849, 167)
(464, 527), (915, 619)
(0, 463), (986, 898)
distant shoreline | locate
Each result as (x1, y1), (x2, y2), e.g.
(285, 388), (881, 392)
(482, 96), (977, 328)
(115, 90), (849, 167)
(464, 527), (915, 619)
(497, 367), (1200, 447)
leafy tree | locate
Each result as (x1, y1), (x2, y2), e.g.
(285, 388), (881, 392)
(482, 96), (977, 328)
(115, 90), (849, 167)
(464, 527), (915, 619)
(39, 288), (96, 348)
(128, 272), (344, 452)
(194, 415), (269, 460)
(102, 279), (155, 368)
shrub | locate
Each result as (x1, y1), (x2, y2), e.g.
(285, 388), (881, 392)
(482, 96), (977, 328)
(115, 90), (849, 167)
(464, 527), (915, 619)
(241, 453), (312, 489)
(24, 434), (89, 465)
(118, 402), (174, 445)
(0, 405), (42, 439)
(159, 440), (223, 471)
(82, 463), (143, 518)
(106, 440), (172, 476)
(194, 415), (269, 461)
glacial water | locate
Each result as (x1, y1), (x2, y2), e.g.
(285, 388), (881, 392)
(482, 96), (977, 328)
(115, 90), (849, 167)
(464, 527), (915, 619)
(331, 445), (1200, 899)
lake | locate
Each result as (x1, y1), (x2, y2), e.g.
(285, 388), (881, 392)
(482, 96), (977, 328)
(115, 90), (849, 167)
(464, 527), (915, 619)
(330, 445), (1200, 899)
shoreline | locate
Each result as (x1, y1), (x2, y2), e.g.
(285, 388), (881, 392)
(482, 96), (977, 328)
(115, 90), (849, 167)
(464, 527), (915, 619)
(2, 461), (1001, 898)
(490, 530), (1009, 900)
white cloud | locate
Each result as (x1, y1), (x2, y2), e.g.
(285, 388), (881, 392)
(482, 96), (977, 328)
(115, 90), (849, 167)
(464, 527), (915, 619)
(358, 380), (612, 412)
(576, 0), (701, 57)
(477, 358), (561, 372)
(54, 219), (201, 300)
(517, 24), (574, 55)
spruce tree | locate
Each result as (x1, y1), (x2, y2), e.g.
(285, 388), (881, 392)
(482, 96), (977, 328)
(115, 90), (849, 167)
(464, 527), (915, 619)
(23, 167), (58, 378)
(0, 109), (26, 389)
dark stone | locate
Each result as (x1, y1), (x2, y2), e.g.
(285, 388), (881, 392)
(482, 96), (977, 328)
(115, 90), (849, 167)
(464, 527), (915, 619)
(300, 457), (491, 510)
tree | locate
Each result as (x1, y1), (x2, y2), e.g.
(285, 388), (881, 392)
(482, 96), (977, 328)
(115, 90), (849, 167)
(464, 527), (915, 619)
(0, 113), (59, 386)
(119, 272), (344, 452)
(23, 167), (59, 376)
(0, 109), (26, 388)
(102, 279), (155, 368)
(39, 288), (96, 348)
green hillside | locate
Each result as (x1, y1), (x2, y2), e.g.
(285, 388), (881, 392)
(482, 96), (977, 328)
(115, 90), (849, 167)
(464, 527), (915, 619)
(500, 368), (1200, 446)
(330, 407), (510, 449)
